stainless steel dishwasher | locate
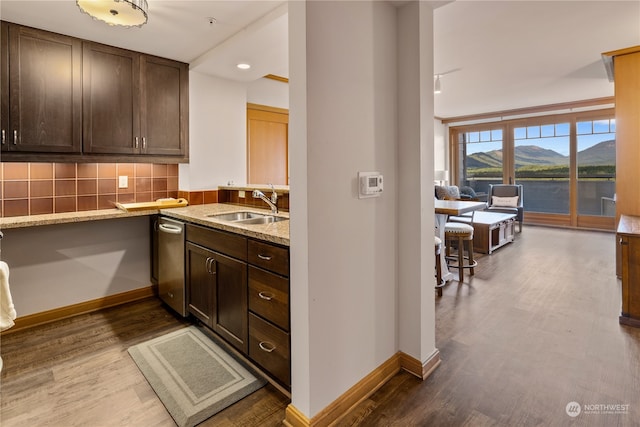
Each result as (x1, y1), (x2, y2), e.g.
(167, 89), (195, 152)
(157, 217), (187, 316)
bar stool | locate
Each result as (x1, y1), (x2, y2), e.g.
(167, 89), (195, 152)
(435, 236), (443, 296)
(444, 222), (476, 282)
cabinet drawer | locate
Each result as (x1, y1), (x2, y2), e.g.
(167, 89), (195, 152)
(248, 240), (289, 276)
(249, 313), (290, 387)
(249, 266), (289, 331)
(186, 224), (247, 261)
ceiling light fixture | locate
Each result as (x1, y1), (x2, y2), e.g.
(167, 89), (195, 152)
(434, 75), (442, 94)
(77, 0), (148, 28)
(236, 63), (251, 70)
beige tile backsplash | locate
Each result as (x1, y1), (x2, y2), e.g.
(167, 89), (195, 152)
(0, 162), (180, 217)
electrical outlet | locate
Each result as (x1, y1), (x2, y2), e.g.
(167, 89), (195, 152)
(239, 190), (245, 198)
(118, 175), (128, 189)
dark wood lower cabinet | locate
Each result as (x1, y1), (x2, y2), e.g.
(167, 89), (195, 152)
(212, 251), (248, 353)
(185, 223), (290, 389)
(186, 241), (248, 353)
(186, 242), (215, 327)
(617, 215), (640, 328)
(249, 313), (291, 386)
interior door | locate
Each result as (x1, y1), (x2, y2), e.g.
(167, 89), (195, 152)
(247, 104), (288, 185)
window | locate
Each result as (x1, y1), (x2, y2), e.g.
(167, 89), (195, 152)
(456, 127), (503, 196)
(514, 122), (570, 214)
(576, 118), (615, 217)
(450, 108), (615, 230)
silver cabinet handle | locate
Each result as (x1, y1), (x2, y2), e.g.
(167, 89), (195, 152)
(158, 223), (182, 234)
(258, 341), (276, 353)
(13, 130), (18, 145)
(142, 137), (147, 149)
(257, 254), (272, 261)
(258, 291), (273, 301)
(1, 130), (5, 145)
(206, 257), (216, 275)
(134, 137), (139, 149)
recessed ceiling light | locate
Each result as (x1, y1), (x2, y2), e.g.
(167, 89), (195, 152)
(236, 63), (251, 70)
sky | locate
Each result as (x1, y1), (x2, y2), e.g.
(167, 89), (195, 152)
(465, 121), (615, 157)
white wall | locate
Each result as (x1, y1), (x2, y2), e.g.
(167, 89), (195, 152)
(246, 77), (289, 109)
(180, 71), (248, 189)
(397, 1), (436, 363)
(290, 0), (435, 418)
(1, 217), (151, 317)
(434, 119), (447, 173)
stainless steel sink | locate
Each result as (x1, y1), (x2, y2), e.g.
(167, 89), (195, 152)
(206, 211), (288, 225)
(207, 211), (266, 221)
(235, 216), (288, 225)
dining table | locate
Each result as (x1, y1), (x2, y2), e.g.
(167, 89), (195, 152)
(434, 199), (488, 285)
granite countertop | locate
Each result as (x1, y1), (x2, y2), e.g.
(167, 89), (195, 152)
(160, 203), (289, 246)
(218, 184), (290, 194)
(0, 203), (289, 247)
(0, 208), (157, 229)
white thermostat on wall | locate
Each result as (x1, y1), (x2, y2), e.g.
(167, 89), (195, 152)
(358, 171), (383, 199)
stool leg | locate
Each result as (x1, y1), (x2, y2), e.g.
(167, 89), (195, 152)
(457, 236), (464, 282)
(435, 251), (442, 296)
(467, 239), (475, 276)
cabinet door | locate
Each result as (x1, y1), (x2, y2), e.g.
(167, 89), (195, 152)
(213, 252), (248, 353)
(621, 235), (640, 319)
(1, 22), (8, 150)
(140, 55), (188, 156)
(186, 242), (215, 327)
(83, 42), (140, 154)
(6, 24), (82, 153)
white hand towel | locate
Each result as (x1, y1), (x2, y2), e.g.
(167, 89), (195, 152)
(0, 261), (16, 331)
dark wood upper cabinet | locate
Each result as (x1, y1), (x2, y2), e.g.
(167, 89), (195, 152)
(141, 55), (188, 156)
(83, 42), (140, 155)
(2, 23), (82, 153)
(1, 21), (188, 162)
(1, 22), (9, 148)
(83, 43), (188, 157)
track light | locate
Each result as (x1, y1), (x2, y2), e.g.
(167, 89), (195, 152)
(434, 75), (441, 94)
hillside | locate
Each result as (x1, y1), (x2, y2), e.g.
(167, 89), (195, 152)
(467, 139), (615, 169)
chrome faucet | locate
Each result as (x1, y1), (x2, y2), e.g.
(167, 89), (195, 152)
(252, 185), (278, 214)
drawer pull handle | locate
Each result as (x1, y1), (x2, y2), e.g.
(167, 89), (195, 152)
(259, 341), (276, 353)
(258, 291), (273, 301)
(1, 129), (5, 145)
(206, 257), (217, 275)
(13, 130), (18, 145)
(257, 254), (272, 261)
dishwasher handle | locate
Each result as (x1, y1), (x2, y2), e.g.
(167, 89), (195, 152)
(158, 223), (183, 234)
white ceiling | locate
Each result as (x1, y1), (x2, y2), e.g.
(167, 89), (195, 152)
(2, 1), (639, 119)
(434, 1), (640, 119)
(0, 0), (288, 82)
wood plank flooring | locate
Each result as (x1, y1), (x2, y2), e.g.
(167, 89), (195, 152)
(337, 226), (640, 427)
(0, 299), (289, 427)
(2, 225), (639, 426)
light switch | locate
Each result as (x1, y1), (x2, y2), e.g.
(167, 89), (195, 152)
(118, 175), (128, 189)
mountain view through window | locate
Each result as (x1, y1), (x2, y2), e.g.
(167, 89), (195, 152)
(455, 115), (615, 223)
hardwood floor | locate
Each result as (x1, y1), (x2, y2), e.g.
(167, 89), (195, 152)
(2, 226), (639, 426)
(0, 299), (289, 427)
(337, 226), (640, 427)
